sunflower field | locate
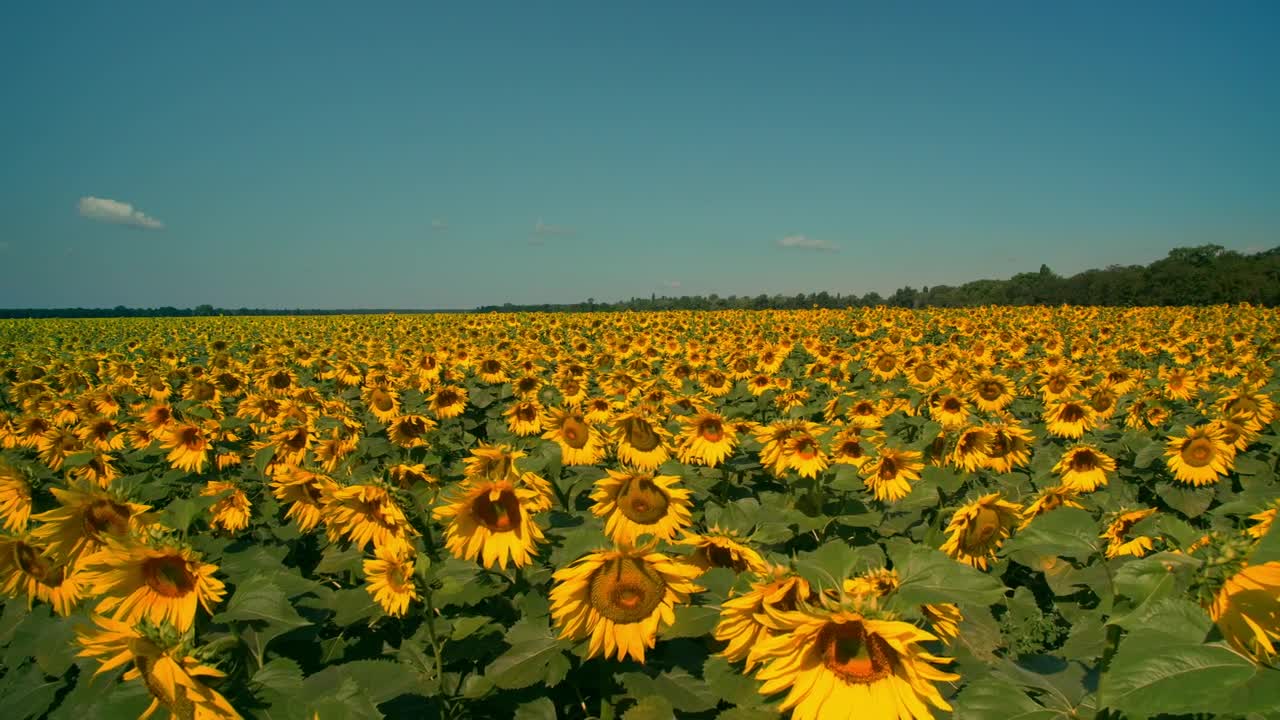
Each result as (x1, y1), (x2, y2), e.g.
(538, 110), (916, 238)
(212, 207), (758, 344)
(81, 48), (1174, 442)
(0, 306), (1278, 720)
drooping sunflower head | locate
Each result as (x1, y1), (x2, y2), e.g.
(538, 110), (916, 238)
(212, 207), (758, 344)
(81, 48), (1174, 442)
(428, 384), (469, 419)
(201, 480), (252, 534)
(1044, 400), (1097, 439)
(549, 545), (702, 662)
(1102, 507), (1159, 559)
(271, 467), (337, 532)
(364, 544), (419, 618)
(715, 566), (814, 669)
(387, 414), (436, 448)
(1054, 445), (1115, 492)
(323, 483), (418, 553)
(504, 399), (544, 436)
(940, 493), (1023, 570)
(865, 446), (923, 503)
(0, 534), (89, 616)
(676, 411), (739, 468)
(678, 529), (770, 575)
(951, 427), (993, 472)
(1209, 561), (1280, 663)
(0, 461), (32, 533)
(781, 432), (830, 479)
(1019, 485), (1084, 530)
(590, 470), (693, 544)
(611, 408), (672, 471)
(29, 485), (152, 564)
(830, 426), (876, 469)
(464, 444), (526, 483)
(81, 541), (226, 632)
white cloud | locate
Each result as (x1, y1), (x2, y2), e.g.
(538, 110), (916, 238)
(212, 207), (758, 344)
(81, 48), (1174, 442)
(77, 196), (164, 230)
(777, 234), (838, 252)
(431, 218), (449, 231)
(533, 217), (575, 237)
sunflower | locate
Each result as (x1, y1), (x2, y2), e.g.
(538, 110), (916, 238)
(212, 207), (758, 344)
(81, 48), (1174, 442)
(590, 470), (693, 544)
(271, 467), (337, 532)
(951, 427), (993, 473)
(846, 398), (885, 430)
(612, 407), (672, 471)
(504, 399), (544, 436)
(81, 541), (226, 632)
(158, 421), (212, 474)
(364, 544), (419, 618)
(323, 483), (418, 553)
(387, 463), (437, 489)
(970, 372), (1015, 412)
(0, 462), (32, 532)
(428, 385), (469, 419)
(1102, 508), (1158, 559)
(464, 444), (555, 511)
(782, 432), (831, 479)
(981, 419), (1034, 473)
(865, 447), (923, 503)
(549, 545), (702, 662)
(678, 529), (770, 575)
(675, 410), (738, 468)
(930, 395), (969, 431)
(29, 485), (151, 564)
(387, 414), (436, 448)
(751, 607), (958, 720)
(1209, 561), (1280, 663)
(715, 567), (814, 669)
(36, 426), (85, 471)
(0, 535), (90, 616)
(364, 386), (401, 423)
(75, 614), (240, 719)
(940, 493), (1022, 570)
(1054, 445), (1115, 492)
(1217, 389), (1275, 430)
(1043, 400), (1097, 439)
(201, 481), (252, 534)
(1247, 501), (1278, 540)
(542, 406), (607, 465)
(830, 426), (876, 469)
(1019, 485), (1083, 529)
(1210, 413), (1260, 453)
(432, 479), (546, 569)
(1165, 425), (1234, 486)
(583, 397), (616, 424)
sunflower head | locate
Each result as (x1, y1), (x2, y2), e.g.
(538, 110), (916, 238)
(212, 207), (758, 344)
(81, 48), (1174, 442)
(591, 470), (693, 544)
(940, 493), (1022, 570)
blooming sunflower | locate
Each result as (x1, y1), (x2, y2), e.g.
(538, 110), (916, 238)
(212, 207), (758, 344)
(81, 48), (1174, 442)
(1217, 389), (1275, 430)
(81, 541), (226, 632)
(782, 432), (831, 479)
(428, 384), (468, 420)
(364, 544), (419, 618)
(323, 483), (418, 553)
(930, 395), (969, 431)
(1019, 485), (1083, 530)
(388, 414), (436, 448)
(158, 421), (212, 474)
(0, 461), (32, 532)
(1209, 561), (1280, 663)
(432, 479), (546, 569)
(981, 420), (1033, 473)
(940, 493), (1022, 570)
(549, 545), (702, 662)
(1054, 445), (1115, 492)
(678, 529), (770, 575)
(504, 398), (544, 436)
(676, 410), (738, 468)
(387, 463), (437, 489)
(590, 470), (693, 544)
(464, 444), (555, 511)
(970, 372), (1015, 412)
(29, 485), (151, 564)
(1043, 400), (1097, 440)
(271, 467), (337, 532)
(75, 614), (240, 719)
(1102, 508), (1158, 558)
(751, 607), (959, 720)
(0, 535), (89, 616)
(201, 481), (252, 534)
(611, 407), (672, 471)
(542, 406), (608, 465)
(364, 386), (400, 423)
(951, 427), (993, 473)
(1165, 425), (1234, 486)
(715, 567), (814, 669)
(864, 447), (923, 503)
(830, 426), (876, 469)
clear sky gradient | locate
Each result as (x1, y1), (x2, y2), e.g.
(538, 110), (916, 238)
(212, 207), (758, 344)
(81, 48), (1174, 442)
(2, 2), (1277, 309)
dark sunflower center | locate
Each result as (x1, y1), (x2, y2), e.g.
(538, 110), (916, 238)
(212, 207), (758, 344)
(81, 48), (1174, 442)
(624, 419), (660, 452)
(617, 477), (671, 524)
(853, 402), (875, 416)
(942, 398), (962, 412)
(517, 377), (539, 393)
(559, 416), (590, 449)
(793, 438), (817, 460)
(179, 427), (202, 449)
(698, 419), (724, 442)
(978, 381), (1003, 401)
(838, 440), (864, 459)
(818, 621), (896, 684)
(561, 380), (581, 396)
(397, 418), (427, 438)
(876, 356), (896, 372)
(703, 543), (750, 572)
(270, 371), (291, 389)
(471, 489), (523, 532)
(1058, 404), (1085, 423)
(371, 390), (394, 412)
(1225, 397), (1258, 415)
(1069, 451), (1098, 472)
(1182, 438), (1215, 467)
(1048, 377), (1068, 393)
(589, 557), (666, 624)
(987, 433), (1012, 458)
(963, 508), (1003, 552)
(914, 365), (935, 382)
(705, 371), (725, 387)
(84, 499), (133, 539)
(190, 381), (215, 401)
(143, 555), (197, 598)
(878, 457), (898, 480)
(436, 389), (459, 406)
(14, 542), (51, 580)
(516, 404), (538, 422)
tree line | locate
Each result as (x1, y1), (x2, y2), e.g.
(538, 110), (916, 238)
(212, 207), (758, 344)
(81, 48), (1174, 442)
(477, 245), (1280, 312)
(2, 244), (1275, 319)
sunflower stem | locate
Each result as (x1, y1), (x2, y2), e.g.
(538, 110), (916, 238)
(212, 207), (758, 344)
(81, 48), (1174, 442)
(423, 592), (447, 693)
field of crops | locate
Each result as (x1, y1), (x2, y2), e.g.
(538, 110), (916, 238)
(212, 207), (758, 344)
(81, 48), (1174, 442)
(0, 306), (1277, 720)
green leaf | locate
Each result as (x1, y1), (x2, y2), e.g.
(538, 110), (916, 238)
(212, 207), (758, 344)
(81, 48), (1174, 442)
(622, 696), (676, 720)
(715, 709), (780, 720)
(617, 668), (719, 713)
(213, 576), (311, 652)
(663, 605), (721, 639)
(61, 451), (96, 468)
(1003, 507), (1099, 563)
(485, 621), (571, 690)
(450, 615), (499, 641)
(922, 464), (966, 494)
(1133, 442), (1165, 469)
(1099, 633), (1257, 716)
(514, 697), (559, 720)
(304, 660), (421, 705)
(254, 444), (276, 478)
(1155, 481), (1215, 518)
(0, 664), (63, 720)
(952, 675), (1051, 720)
(886, 540), (1006, 606)
(1251, 517), (1280, 564)
(795, 539), (880, 591)
(1109, 553), (1202, 628)
(702, 656), (765, 707)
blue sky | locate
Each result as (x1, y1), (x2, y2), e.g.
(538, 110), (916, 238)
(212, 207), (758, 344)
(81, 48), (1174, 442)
(2, 1), (1277, 309)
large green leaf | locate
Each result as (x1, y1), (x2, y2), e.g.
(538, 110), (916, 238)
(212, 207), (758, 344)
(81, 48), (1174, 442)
(886, 540), (1006, 606)
(213, 576), (312, 656)
(1098, 632), (1257, 716)
(484, 619), (571, 690)
(617, 668), (719, 713)
(1003, 507), (1099, 563)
